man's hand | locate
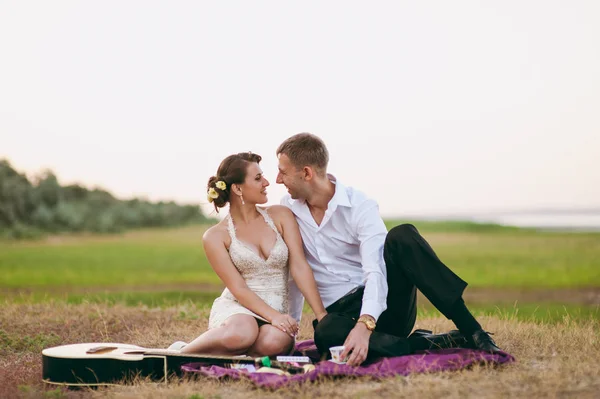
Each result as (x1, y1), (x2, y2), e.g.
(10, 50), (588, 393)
(340, 322), (371, 366)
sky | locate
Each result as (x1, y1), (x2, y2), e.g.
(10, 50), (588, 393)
(1, 1), (599, 218)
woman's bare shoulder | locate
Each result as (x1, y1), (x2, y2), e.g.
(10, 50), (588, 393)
(261, 206), (296, 235)
(202, 219), (230, 246)
(262, 205), (294, 221)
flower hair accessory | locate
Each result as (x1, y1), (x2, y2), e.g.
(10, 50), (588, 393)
(207, 187), (219, 202)
(215, 180), (226, 190)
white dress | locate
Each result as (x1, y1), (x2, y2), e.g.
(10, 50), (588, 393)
(208, 207), (290, 329)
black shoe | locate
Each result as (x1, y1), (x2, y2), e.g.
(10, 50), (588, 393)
(469, 329), (502, 353)
(421, 330), (469, 350)
(408, 329), (433, 338)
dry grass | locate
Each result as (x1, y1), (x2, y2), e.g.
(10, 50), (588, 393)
(1, 302), (599, 399)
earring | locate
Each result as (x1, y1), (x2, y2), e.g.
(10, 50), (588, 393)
(240, 194), (245, 205)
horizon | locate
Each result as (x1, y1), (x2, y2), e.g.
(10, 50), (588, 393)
(3, 154), (599, 221)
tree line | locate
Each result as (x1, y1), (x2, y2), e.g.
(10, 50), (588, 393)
(0, 159), (211, 239)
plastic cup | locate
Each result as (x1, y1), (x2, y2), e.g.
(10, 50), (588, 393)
(329, 345), (347, 363)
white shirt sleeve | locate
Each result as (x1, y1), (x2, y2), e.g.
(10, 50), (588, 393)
(288, 276), (305, 322)
(354, 199), (389, 321)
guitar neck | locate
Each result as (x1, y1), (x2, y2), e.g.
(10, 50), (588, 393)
(141, 351), (306, 372)
(138, 350), (258, 364)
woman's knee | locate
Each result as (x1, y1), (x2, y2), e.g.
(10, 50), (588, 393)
(220, 329), (258, 351)
(252, 328), (293, 356)
(219, 318), (259, 351)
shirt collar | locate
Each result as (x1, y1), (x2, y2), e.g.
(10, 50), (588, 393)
(286, 173), (352, 210)
(328, 174), (352, 208)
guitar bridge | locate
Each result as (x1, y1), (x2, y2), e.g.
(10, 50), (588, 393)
(86, 346), (118, 354)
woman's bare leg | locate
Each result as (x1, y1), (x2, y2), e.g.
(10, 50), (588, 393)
(180, 314), (260, 355)
(247, 324), (294, 357)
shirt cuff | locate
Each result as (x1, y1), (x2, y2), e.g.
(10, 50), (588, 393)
(288, 277), (305, 322)
(360, 299), (386, 322)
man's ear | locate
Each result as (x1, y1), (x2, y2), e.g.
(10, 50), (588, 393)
(302, 166), (314, 181)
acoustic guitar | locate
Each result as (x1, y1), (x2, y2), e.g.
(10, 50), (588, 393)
(42, 343), (307, 387)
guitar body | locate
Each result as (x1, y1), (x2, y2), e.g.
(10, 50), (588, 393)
(42, 343), (256, 387)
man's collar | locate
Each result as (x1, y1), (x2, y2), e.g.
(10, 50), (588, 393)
(328, 174), (352, 208)
(286, 174), (352, 209)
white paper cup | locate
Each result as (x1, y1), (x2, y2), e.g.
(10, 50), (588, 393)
(329, 345), (347, 363)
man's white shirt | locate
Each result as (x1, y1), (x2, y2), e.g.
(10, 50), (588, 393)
(282, 175), (389, 322)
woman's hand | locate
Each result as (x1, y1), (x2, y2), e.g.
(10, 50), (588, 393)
(271, 313), (298, 337)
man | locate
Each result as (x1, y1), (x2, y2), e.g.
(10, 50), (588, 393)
(276, 133), (501, 367)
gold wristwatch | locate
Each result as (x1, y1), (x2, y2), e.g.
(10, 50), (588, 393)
(357, 315), (376, 331)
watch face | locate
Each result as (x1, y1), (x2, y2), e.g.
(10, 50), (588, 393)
(359, 318), (376, 330)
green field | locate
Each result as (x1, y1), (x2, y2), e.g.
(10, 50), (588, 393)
(2, 221), (599, 289)
(0, 225), (218, 288)
(2, 221), (599, 398)
(385, 220), (600, 288)
(1, 220), (599, 323)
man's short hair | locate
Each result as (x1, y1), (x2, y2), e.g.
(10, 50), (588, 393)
(276, 133), (329, 174)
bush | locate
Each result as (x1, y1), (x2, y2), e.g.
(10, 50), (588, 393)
(5, 223), (43, 240)
(53, 202), (85, 231)
(0, 159), (212, 239)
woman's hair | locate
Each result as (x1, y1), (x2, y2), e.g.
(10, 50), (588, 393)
(207, 152), (262, 212)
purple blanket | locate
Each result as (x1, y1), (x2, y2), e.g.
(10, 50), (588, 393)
(181, 340), (515, 389)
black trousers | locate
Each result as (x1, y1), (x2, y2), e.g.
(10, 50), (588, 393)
(313, 224), (468, 358)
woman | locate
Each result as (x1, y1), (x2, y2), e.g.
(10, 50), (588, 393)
(170, 152), (327, 357)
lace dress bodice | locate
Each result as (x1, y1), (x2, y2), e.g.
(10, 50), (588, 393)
(208, 207), (289, 329)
